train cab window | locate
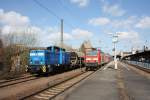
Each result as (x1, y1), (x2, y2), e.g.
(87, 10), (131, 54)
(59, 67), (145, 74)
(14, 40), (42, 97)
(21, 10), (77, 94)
(86, 51), (97, 56)
(47, 46), (66, 53)
(55, 49), (59, 52)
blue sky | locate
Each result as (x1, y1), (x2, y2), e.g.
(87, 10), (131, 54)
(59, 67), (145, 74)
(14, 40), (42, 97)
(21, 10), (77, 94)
(0, 0), (150, 54)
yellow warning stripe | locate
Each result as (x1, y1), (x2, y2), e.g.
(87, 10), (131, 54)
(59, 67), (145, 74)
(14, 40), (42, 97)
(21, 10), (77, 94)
(42, 66), (46, 72)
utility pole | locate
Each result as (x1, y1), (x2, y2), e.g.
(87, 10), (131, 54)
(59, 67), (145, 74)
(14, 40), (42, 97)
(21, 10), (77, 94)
(61, 19), (63, 48)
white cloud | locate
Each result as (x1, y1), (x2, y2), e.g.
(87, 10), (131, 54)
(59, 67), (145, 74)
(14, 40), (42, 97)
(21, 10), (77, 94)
(72, 28), (93, 39)
(118, 31), (143, 49)
(88, 16), (138, 29)
(0, 9), (31, 35)
(1, 25), (35, 34)
(48, 32), (73, 42)
(0, 9), (61, 46)
(111, 16), (138, 29)
(119, 31), (139, 40)
(106, 16), (150, 30)
(0, 9), (94, 48)
(88, 17), (110, 26)
(70, 0), (89, 7)
(1, 25), (12, 34)
(88, 16), (143, 47)
(102, 3), (125, 16)
(0, 9), (29, 26)
(35, 28), (93, 46)
(30, 27), (73, 46)
(135, 16), (150, 29)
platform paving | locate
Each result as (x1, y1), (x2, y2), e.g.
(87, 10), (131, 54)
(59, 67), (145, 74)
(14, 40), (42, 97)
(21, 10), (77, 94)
(66, 62), (120, 100)
(65, 61), (150, 100)
(120, 62), (150, 100)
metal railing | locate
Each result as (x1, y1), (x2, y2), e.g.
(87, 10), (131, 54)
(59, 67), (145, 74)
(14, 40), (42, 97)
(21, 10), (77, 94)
(125, 60), (150, 69)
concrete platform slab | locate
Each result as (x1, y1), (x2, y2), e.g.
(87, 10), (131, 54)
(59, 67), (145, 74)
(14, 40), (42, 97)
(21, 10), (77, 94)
(120, 62), (150, 100)
(64, 61), (150, 100)
(66, 62), (120, 100)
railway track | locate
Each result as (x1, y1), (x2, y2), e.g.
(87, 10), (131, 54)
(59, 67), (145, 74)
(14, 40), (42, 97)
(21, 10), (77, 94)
(0, 74), (32, 84)
(0, 74), (39, 88)
(22, 71), (94, 100)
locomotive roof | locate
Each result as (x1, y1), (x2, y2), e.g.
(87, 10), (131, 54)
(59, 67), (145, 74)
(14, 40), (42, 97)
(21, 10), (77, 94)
(47, 46), (66, 51)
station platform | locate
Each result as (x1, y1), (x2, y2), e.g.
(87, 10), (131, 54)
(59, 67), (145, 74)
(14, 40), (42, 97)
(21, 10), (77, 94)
(64, 61), (150, 100)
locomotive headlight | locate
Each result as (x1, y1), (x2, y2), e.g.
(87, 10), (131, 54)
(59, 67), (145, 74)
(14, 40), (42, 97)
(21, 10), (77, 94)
(30, 60), (33, 64)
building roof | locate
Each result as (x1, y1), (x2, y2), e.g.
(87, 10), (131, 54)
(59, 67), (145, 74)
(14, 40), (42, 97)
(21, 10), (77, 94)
(122, 50), (150, 60)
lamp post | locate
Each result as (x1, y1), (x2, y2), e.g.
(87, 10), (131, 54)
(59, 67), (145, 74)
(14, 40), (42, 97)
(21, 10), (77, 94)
(108, 32), (120, 70)
(112, 35), (118, 69)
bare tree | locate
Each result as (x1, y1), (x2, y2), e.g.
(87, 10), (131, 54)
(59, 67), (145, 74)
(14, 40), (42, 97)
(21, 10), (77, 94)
(0, 28), (38, 78)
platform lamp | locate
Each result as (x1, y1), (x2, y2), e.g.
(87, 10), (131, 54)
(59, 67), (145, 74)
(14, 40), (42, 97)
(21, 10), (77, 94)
(108, 32), (120, 70)
(112, 34), (118, 69)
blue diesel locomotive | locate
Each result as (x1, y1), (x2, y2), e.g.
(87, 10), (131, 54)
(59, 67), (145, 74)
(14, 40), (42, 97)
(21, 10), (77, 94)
(28, 46), (82, 74)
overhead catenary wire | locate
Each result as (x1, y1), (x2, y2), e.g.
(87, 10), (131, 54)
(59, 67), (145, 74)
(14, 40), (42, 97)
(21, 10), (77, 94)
(33, 0), (60, 20)
(58, 0), (81, 21)
(58, 0), (84, 23)
(32, 0), (76, 29)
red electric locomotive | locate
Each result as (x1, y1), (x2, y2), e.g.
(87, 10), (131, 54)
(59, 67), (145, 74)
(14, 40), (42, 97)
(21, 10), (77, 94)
(85, 48), (110, 71)
(85, 48), (101, 71)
